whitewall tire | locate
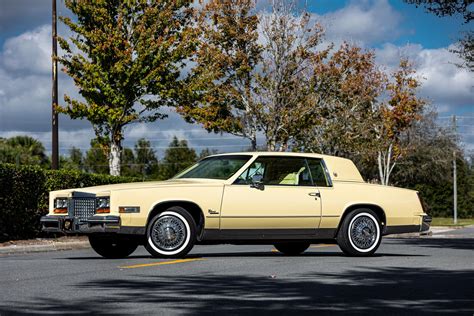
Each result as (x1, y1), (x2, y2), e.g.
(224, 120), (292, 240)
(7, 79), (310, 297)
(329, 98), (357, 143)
(145, 206), (196, 258)
(337, 208), (382, 257)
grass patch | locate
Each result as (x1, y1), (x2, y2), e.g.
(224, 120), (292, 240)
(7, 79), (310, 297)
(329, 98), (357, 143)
(431, 217), (474, 226)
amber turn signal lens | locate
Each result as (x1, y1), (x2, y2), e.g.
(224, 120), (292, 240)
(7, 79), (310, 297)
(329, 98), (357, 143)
(119, 206), (140, 213)
(96, 208), (110, 214)
(53, 208), (67, 214)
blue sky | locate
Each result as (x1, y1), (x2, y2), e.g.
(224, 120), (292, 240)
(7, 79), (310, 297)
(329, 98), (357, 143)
(0, 0), (472, 155)
(308, 0), (470, 48)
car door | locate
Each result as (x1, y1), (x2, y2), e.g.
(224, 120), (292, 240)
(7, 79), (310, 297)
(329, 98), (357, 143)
(220, 156), (322, 238)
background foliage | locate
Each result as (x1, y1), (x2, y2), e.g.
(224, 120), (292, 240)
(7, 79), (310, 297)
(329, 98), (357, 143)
(0, 163), (136, 241)
(0, 1), (471, 242)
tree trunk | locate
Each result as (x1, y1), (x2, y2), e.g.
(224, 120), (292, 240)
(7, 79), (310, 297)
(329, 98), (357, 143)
(250, 129), (257, 151)
(250, 137), (257, 151)
(266, 138), (276, 151)
(109, 139), (121, 176)
(384, 144), (392, 185)
(377, 151), (385, 185)
(377, 143), (395, 186)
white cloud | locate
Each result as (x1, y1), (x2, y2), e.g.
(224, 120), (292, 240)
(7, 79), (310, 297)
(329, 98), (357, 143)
(0, 2), (472, 155)
(321, 0), (403, 46)
(0, 24), (87, 134)
(376, 43), (474, 112)
(1, 25), (52, 75)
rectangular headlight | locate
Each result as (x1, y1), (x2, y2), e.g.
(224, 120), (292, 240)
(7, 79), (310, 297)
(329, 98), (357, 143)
(96, 197), (110, 209)
(54, 198), (68, 209)
(96, 197), (110, 214)
(53, 198), (68, 214)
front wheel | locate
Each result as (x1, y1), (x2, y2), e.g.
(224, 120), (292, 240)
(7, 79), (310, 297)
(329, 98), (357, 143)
(145, 206), (196, 258)
(274, 242), (310, 255)
(337, 209), (382, 257)
(88, 236), (138, 259)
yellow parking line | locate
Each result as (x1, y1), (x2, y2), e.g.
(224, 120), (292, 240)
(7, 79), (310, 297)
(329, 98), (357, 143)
(310, 244), (336, 248)
(119, 258), (204, 269)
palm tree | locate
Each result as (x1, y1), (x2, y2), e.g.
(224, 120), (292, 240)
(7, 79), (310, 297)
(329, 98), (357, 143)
(0, 136), (49, 167)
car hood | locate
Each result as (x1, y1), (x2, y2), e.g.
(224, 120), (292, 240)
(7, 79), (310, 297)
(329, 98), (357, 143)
(51, 178), (226, 196)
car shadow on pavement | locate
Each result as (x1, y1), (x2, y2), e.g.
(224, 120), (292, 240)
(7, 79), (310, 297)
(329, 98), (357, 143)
(63, 251), (426, 260)
(187, 252), (426, 258)
(0, 266), (472, 315)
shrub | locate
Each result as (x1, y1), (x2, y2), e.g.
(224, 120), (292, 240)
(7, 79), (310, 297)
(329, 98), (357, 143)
(0, 164), (137, 241)
(0, 164), (46, 241)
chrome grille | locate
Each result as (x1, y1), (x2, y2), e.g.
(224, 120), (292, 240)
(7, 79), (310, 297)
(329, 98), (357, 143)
(72, 198), (96, 222)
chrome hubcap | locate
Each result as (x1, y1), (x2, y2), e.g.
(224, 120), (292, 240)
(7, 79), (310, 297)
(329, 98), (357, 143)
(151, 215), (187, 251)
(350, 216), (377, 249)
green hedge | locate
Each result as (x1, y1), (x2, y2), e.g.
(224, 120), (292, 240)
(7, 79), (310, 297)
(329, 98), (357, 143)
(413, 183), (473, 219)
(0, 164), (137, 241)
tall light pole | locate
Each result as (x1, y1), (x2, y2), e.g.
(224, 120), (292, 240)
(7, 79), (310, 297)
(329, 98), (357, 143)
(52, 0), (59, 169)
(452, 115), (457, 225)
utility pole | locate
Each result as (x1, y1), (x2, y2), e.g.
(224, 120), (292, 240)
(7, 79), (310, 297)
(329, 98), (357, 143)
(51, 0), (59, 169)
(452, 115), (457, 225)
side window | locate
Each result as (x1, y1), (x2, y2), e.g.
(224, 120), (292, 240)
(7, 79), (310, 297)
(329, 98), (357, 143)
(307, 158), (330, 187)
(235, 157), (312, 186)
(236, 162), (264, 184)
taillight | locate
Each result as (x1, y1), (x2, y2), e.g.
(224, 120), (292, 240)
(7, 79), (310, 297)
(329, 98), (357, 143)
(417, 192), (429, 213)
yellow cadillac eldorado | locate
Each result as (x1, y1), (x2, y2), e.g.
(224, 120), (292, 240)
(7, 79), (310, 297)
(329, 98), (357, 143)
(41, 152), (431, 258)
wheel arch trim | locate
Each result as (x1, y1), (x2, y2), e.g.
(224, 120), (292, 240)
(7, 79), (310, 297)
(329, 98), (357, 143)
(147, 200), (205, 236)
(336, 203), (387, 236)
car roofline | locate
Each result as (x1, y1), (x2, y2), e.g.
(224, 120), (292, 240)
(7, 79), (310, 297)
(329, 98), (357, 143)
(204, 151), (336, 160)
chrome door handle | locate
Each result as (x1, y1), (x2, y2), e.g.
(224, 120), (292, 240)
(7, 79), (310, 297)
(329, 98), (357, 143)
(308, 192), (320, 198)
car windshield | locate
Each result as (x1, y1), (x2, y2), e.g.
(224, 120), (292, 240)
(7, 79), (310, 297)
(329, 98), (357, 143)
(174, 155), (252, 180)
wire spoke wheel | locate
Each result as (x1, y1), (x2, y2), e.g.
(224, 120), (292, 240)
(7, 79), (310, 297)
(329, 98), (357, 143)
(337, 209), (381, 257)
(350, 215), (377, 250)
(151, 215), (187, 251)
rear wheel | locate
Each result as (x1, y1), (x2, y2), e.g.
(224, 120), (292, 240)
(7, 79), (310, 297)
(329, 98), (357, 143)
(337, 208), (382, 256)
(88, 236), (138, 259)
(274, 242), (310, 255)
(145, 206), (196, 258)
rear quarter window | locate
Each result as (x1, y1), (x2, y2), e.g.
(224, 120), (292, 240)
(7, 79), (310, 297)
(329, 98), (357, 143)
(307, 158), (331, 187)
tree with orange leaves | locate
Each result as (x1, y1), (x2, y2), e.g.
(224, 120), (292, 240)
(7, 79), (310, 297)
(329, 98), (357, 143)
(299, 51), (425, 186)
(300, 43), (386, 157)
(181, 0), (325, 151)
(376, 59), (427, 185)
(180, 0), (262, 150)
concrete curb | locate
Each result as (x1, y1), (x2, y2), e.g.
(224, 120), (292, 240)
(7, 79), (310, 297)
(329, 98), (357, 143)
(386, 225), (474, 239)
(385, 231), (432, 239)
(0, 240), (89, 255)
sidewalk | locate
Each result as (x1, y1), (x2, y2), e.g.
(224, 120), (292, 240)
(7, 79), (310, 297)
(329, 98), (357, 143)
(0, 236), (89, 255)
(386, 225), (474, 239)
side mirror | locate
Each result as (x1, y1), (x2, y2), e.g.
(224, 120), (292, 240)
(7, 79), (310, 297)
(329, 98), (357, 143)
(250, 174), (264, 190)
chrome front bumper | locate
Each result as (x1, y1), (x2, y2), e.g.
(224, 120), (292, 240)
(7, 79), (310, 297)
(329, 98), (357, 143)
(40, 215), (121, 234)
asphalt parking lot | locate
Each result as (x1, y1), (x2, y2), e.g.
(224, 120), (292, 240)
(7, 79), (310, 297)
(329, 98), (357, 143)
(1, 229), (473, 315)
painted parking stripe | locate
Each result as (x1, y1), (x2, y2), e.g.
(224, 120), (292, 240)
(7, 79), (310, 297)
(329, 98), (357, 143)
(119, 258), (204, 269)
(310, 244), (336, 248)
